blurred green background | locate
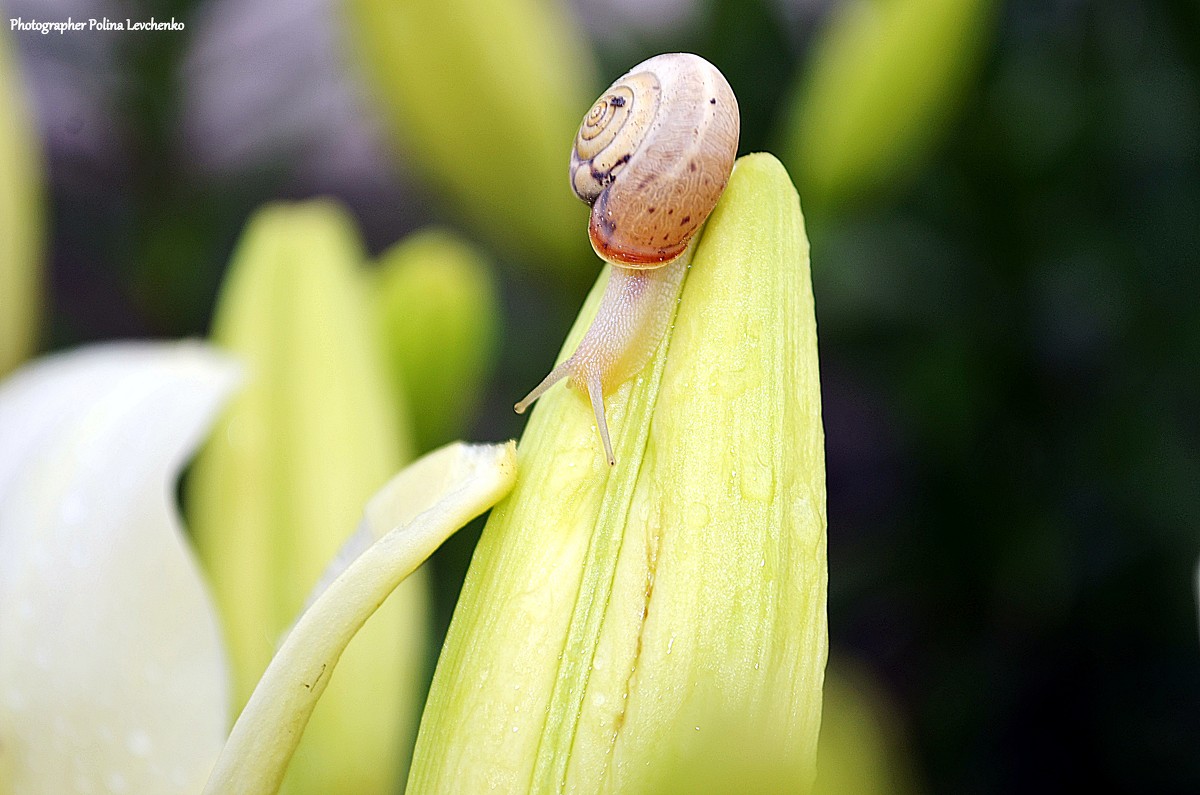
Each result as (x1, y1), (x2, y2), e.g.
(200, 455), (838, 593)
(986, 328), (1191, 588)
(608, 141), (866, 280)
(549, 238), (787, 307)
(3, 0), (1198, 790)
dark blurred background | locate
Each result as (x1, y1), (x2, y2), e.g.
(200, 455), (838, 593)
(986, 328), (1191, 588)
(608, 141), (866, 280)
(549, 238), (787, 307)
(5, 0), (1199, 791)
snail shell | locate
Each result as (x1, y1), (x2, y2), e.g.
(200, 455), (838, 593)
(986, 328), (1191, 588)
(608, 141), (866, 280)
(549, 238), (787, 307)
(569, 53), (740, 268)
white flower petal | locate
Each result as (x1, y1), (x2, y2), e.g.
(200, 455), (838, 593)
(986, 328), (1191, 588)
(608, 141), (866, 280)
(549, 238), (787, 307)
(0, 341), (239, 795)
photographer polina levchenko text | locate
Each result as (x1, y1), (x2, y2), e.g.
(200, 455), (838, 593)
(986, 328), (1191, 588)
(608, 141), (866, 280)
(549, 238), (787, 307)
(9, 17), (185, 34)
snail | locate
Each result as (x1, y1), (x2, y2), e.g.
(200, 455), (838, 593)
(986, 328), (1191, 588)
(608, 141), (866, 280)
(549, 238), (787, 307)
(514, 52), (740, 465)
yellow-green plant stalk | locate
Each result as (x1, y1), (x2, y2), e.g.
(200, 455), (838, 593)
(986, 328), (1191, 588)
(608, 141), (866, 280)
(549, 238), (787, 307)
(187, 201), (424, 794)
(408, 153), (826, 793)
(204, 441), (517, 795)
(0, 29), (43, 376)
(343, 0), (595, 266)
(370, 229), (499, 452)
(780, 0), (992, 209)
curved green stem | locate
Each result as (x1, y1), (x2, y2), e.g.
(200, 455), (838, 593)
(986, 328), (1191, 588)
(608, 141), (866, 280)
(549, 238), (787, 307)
(202, 441), (517, 795)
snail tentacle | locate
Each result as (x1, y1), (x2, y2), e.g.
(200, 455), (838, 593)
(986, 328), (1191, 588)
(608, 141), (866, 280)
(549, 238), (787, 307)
(514, 360), (571, 415)
(586, 375), (615, 466)
(515, 250), (691, 465)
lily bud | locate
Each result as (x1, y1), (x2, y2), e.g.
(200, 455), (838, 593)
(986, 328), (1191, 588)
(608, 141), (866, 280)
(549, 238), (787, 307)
(187, 201), (424, 794)
(408, 154), (827, 793)
(813, 659), (921, 795)
(344, 0), (595, 266)
(781, 0), (992, 208)
(0, 29), (43, 376)
(370, 229), (499, 452)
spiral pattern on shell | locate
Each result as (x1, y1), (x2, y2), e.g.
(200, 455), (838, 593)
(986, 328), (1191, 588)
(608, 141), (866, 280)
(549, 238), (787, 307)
(569, 53), (740, 268)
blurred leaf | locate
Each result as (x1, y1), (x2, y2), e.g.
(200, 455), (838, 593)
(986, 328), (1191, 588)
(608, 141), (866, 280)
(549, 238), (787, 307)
(187, 201), (424, 795)
(408, 154), (826, 793)
(0, 29), (43, 375)
(370, 229), (500, 452)
(343, 0), (596, 268)
(780, 0), (993, 209)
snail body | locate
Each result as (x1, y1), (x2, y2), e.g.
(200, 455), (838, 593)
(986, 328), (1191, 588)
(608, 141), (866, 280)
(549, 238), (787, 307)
(515, 53), (740, 465)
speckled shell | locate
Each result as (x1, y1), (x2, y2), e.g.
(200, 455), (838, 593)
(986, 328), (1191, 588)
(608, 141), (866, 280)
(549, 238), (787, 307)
(569, 53), (740, 269)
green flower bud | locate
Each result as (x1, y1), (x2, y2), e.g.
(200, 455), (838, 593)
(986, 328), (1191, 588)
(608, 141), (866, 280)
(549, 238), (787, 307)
(187, 201), (423, 794)
(408, 154), (827, 793)
(781, 0), (993, 208)
(370, 229), (499, 452)
(344, 0), (595, 266)
(814, 659), (921, 795)
(0, 29), (43, 376)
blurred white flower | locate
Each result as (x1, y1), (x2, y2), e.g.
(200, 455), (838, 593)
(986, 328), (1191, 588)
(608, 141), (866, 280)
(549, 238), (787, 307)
(0, 340), (517, 795)
(0, 341), (237, 794)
